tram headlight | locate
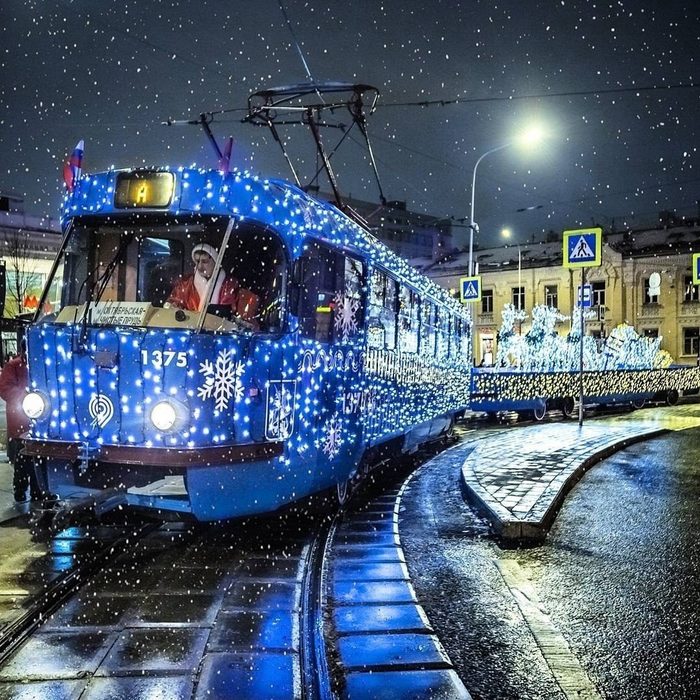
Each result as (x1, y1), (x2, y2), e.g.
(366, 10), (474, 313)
(150, 399), (189, 433)
(22, 391), (49, 420)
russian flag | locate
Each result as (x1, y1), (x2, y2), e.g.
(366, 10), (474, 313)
(62, 140), (84, 192)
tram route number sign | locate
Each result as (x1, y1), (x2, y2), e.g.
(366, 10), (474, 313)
(460, 275), (481, 303)
(563, 227), (602, 269)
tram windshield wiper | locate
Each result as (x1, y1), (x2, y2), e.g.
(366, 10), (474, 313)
(77, 232), (135, 339)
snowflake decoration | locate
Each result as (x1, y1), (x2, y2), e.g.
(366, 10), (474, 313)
(197, 348), (244, 411)
(319, 411), (343, 459)
(333, 291), (359, 342)
(266, 381), (295, 440)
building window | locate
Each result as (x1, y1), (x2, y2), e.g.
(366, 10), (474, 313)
(591, 281), (606, 307)
(544, 284), (558, 308)
(683, 327), (700, 356)
(643, 277), (659, 304)
(642, 328), (659, 338)
(684, 275), (700, 302)
(481, 289), (493, 314)
(511, 286), (525, 310)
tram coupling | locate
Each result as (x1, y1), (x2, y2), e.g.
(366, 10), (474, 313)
(29, 488), (128, 535)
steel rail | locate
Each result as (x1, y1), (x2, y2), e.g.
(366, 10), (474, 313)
(300, 510), (338, 700)
(0, 523), (157, 667)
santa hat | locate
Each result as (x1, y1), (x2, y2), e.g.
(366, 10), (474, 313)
(191, 243), (218, 262)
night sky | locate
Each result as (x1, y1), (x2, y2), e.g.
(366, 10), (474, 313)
(1, 0), (698, 249)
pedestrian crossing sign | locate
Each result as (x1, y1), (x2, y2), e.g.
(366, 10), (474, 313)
(562, 227), (602, 269)
(460, 275), (481, 303)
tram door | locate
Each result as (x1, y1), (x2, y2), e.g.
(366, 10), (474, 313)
(295, 240), (365, 486)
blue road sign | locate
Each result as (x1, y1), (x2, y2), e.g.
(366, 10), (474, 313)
(460, 275), (481, 303)
(578, 283), (592, 308)
(563, 227), (602, 268)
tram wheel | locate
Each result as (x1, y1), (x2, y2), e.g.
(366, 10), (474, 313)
(631, 397), (646, 409)
(532, 404), (547, 421)
(561, 397), (576, 419)
(665, 389), (679, 406)
(336, 476), (354, 506)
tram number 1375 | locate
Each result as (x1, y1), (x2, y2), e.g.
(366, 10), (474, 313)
(140, 350), (188, 368)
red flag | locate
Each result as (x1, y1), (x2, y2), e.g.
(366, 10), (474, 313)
(63, 140), (84, 192)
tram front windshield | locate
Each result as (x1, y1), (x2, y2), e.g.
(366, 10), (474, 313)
(36, 216), (287, 333)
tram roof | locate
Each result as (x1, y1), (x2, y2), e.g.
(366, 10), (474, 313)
(62, 166), (470, 321)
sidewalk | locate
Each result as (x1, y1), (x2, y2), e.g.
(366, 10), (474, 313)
(0, 451), (28, 523)
(460, 403), (700, 541)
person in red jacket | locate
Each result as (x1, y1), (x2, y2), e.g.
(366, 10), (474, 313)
(0, 341), (40, 502)
(167, 243), (240, 312)
(166, 243), (260, 326)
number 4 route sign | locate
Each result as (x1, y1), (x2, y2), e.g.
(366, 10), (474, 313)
(563, 227), (602, 269)
(460, 275), (481, 303)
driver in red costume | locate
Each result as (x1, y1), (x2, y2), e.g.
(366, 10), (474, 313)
(167, 243), (239, 312)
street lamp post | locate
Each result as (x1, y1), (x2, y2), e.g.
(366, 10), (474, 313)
(467, 126), (544, 277)
(468, 143), (510, 277)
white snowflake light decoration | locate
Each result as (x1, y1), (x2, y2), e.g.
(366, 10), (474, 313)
(333, 291), (359, 342)
(197, 348), (244, 410)
(266, 381), (295, 439)
(320, 411), (343, 459)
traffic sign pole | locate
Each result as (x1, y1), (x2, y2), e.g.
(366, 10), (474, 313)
(579, 267), (585, 427)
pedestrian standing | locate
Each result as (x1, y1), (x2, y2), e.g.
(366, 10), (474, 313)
(0, 341), (40, 502)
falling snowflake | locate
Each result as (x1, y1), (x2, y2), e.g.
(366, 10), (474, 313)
(265, 381), (295, 439)
(197, 348), (244, 411)
(333, 291), (359, 342)
(319, 411), (343, 459)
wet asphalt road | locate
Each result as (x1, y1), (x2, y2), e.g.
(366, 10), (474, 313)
(399, 424), (700, 700)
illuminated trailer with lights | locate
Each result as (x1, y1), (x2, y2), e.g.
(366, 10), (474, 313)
(470, 366), (700, 420)
(23, 167), (473, 521)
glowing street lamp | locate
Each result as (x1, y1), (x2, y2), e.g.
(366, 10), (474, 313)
(467, 126), (544, 277)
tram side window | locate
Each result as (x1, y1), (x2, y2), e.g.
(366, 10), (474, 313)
(398, 285), (419, 353)
(436, 310), (450, 361)
(460, 318), (471, 359)
(368, 269), (398, 350)
(296, 241), (365, 343)
(450, 318), (461, 360)
(450, 318), (469, 360)
(219, 225), (287, 333)
(420, 301), (436, 356)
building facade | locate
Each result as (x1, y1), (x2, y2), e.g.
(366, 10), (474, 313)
(422, 222), (700, 367)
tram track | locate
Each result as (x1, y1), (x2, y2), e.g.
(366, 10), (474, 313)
(0, 431), (481, 696)
(0, 520), (156, 668)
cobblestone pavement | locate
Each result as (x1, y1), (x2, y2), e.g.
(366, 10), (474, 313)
(459, 403), (700, 540)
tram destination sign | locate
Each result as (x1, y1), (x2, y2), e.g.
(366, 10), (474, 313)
(114, 171), (175, 208)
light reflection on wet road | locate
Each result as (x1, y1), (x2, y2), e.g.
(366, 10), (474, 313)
(400, 419), (700, 700)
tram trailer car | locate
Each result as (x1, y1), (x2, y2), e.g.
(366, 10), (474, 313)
(23, 167), (473, 521)
(470, 366), (697, 421)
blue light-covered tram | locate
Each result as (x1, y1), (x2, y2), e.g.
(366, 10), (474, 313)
(23, 167), (473, 521)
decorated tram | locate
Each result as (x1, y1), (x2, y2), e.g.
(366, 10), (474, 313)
(22, 166), (473, 521)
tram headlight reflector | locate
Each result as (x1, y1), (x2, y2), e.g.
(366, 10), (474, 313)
(150, 399), (188, 433)
(22, 392), (49, 420)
